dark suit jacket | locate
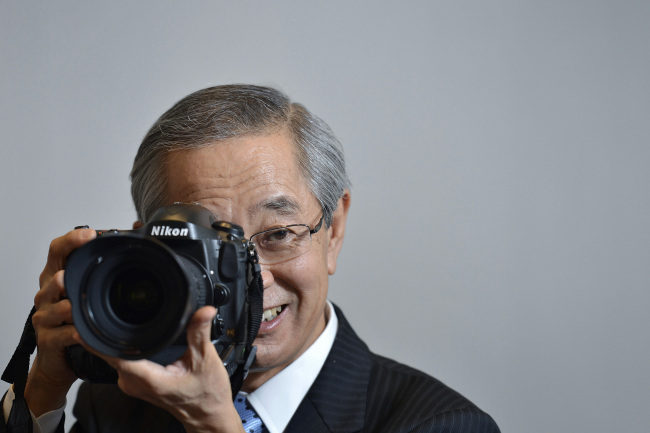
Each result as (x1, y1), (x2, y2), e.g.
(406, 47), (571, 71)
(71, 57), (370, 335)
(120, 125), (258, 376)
(70, 306), (500, 433)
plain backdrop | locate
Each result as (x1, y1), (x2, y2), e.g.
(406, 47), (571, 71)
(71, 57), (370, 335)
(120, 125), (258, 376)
(1, 2), (649, 432)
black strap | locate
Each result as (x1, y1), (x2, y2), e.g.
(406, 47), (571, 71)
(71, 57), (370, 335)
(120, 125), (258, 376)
(2, 309), (67, 433)
(1, 308), (36, 433)
(229, 247), (264, 398)
(1, 392), (33, 433)
(2, 308), (36, 392)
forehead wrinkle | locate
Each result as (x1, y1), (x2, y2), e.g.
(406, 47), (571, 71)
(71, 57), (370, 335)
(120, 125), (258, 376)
(168, 154), (267, 196)
(164, 135), (311, 224)
(248, 195), (301, 220)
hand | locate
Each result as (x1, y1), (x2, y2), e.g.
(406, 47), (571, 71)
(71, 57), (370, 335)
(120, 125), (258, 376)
(24, 228), (97, 417)
(98, 306), (245, 433)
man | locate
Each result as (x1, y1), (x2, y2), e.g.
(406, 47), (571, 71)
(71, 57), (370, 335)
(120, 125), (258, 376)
(3, 84), (500, 432)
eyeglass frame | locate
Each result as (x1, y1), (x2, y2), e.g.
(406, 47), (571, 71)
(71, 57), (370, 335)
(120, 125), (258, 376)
(248, 214), (325, 264)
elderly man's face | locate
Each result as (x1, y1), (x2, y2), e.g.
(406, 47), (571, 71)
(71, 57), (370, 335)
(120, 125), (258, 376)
(162, 130), (349, 389)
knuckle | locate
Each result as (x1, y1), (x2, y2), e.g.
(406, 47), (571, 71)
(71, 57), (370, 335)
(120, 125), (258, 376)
(31, 310), (44, 328)
(33, 290), (43, 308)
(38, 270), (47, 288)
(47, 238), (59, 259)
(53, 269), (66, 286)
(118, 380), (136, 396)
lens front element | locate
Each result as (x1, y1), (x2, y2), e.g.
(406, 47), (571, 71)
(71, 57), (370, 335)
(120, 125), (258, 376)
(109, 268), (165, 325)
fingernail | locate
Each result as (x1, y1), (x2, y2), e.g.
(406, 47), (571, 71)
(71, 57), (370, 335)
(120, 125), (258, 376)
(80, 229), (95, 239)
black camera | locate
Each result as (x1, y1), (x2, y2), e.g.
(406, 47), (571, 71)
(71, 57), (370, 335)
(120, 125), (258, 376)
(64, 203), (263, 383)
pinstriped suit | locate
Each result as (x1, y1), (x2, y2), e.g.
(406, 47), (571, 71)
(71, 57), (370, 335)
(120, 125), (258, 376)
(70, 306), (499, 433)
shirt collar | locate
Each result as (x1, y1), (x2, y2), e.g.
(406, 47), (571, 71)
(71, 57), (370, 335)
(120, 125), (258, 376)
(241, 300), (338, 433)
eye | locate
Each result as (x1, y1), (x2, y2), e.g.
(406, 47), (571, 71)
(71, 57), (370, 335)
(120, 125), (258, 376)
(257, 227), (299, 248)
(267, 228), (291, 242)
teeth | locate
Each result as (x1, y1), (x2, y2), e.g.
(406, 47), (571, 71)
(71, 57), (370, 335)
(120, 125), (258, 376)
(263, 305), (283, 322)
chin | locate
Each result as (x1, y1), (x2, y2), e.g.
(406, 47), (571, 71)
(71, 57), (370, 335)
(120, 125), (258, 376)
(249, 341), (292, 372)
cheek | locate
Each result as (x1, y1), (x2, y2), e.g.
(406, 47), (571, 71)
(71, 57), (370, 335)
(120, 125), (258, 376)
(312, 233), (331, 266)
(272, 250), (329, 298)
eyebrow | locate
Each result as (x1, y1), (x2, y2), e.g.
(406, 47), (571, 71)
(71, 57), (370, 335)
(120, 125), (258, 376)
(250, 195), (301, 218)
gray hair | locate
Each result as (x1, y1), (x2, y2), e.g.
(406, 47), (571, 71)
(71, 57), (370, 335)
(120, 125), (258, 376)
(130, 84), (350, 226)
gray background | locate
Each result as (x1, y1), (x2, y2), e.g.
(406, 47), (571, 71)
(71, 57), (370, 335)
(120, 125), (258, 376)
(1, 2), (649, 432)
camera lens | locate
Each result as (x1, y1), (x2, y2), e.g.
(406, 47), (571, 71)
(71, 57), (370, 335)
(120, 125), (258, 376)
(65, 235), (199, 359)
(108, 268), (164, 325)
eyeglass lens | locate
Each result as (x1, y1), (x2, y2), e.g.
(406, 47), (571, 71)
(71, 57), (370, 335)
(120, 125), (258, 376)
(251, 225), (312, 264)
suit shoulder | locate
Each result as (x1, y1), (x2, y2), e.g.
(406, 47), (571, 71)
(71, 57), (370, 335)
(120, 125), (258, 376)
(369, 354), (474, 411)
(365, 355), (500, 432)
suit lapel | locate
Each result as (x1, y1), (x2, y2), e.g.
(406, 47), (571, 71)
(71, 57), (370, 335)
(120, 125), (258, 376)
(283, 397), (331, 433)
(286, 305), (372, 433)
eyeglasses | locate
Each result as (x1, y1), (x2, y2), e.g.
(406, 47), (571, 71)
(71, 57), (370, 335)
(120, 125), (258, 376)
(249, 215), (324, 264)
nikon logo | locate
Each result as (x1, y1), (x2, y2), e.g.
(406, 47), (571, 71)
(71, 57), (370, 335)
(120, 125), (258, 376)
(150, 226), (189, 236)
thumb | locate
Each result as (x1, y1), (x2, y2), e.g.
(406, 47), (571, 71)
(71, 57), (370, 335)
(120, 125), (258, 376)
(185, 306), (218, 357)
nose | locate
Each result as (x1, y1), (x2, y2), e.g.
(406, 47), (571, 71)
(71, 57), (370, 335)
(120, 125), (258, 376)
(260, 268), (274, 290)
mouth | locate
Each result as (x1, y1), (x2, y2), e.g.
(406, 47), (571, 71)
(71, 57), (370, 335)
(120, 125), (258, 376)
(262, 305), (285, 322)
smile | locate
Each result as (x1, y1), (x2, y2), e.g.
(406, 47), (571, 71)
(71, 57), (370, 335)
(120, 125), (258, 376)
(263, 305), (284, 322)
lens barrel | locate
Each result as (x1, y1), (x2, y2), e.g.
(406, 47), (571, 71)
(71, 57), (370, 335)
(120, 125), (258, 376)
(65, 234), (206, 359)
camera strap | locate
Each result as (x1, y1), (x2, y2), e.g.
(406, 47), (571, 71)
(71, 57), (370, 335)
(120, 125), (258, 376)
(1, 307), (38, 433)
(2, 306), (67, 433)
(227, 246), (264, 398)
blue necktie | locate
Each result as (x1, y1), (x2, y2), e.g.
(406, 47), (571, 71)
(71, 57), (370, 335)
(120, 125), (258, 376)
(234, 394), (268, 433)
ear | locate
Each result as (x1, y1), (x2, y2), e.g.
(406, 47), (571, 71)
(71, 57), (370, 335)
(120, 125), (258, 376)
(132, 221), (144, 229)
(327, 190), (351, 275)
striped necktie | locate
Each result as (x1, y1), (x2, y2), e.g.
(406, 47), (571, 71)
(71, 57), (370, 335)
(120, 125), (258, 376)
(234, 394), (268, 433)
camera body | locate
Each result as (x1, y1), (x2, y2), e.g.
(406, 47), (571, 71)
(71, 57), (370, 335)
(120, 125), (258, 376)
(64, 203), (260, 382)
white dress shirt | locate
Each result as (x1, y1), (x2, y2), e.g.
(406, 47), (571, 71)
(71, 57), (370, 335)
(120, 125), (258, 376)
(240, 301), (338, 433)
(2, 386), (62, 433)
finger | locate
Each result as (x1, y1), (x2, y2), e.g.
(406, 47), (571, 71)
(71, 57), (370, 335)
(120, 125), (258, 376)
(34, 270), (66, 309)
(32, 299), (73, 329)
(34, 324), (79, 352)
(111, 358), (160, 378)
(110, 359), (167, 397)
(186, 306), (218, 360)
(39, 229), (96, 287)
